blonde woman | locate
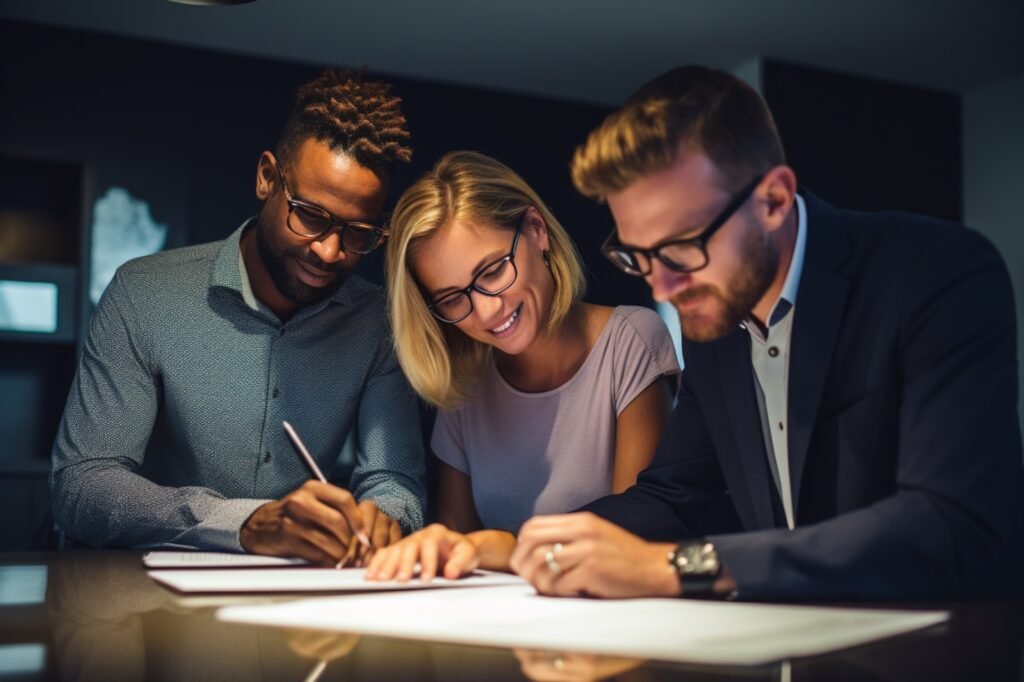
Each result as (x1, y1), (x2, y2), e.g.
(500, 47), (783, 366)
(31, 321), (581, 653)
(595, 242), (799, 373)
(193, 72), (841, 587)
(366, 151), (679, 582)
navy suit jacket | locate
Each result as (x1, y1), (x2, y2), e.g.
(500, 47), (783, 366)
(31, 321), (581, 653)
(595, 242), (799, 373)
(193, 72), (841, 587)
(584, 193), (1024, 600)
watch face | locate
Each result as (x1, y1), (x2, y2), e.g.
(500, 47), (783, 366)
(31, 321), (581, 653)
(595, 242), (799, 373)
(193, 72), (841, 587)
(676, 543), (719, 575)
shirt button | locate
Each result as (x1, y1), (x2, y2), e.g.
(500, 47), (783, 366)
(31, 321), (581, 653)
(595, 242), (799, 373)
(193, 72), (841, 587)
(778, 422), (785, 431)
(272, 387), (281, 398)
(768, 346), (780, 357)
(264, 451), (271, 463)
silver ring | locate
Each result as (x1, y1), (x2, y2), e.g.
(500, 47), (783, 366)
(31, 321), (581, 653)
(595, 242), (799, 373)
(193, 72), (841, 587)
(544, 545), (562, 574)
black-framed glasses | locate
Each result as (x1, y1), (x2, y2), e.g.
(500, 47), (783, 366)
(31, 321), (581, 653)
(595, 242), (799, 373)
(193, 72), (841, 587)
(277, 167), (389, 255)
(427, 214), (525, 324)
(601, 175), (764, 276)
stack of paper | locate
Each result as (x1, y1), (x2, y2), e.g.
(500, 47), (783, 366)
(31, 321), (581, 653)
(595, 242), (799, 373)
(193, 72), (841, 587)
(217, 585), (947, 666)
(149, 567), (527, 594)
(143, 551), (307, 568)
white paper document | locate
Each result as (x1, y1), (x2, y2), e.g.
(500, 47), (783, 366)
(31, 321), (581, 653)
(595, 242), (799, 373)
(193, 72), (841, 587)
(149, 568), (527, 594)
(143, 551), (308, 568)
(218, 585), (948, 666)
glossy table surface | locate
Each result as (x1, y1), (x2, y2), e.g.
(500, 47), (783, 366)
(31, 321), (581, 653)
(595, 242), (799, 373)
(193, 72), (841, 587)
(1, 551), (1021, 681)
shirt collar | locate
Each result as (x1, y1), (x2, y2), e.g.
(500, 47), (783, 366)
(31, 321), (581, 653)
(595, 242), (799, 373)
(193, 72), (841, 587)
(778, 193), (807, 312)
(209, 219), (252, 294)
(740, 193), (808, 332)
(765, 193), (808, 327)
(238, 244), (268, 313)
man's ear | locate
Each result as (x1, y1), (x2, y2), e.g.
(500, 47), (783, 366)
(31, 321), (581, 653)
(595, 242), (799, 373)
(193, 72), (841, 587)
(256, 151), (278, 201)
(759, 165), (798, 234)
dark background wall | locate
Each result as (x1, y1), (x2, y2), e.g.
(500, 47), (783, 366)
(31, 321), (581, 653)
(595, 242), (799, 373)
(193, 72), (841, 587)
(762, 59), (962, 223)
(0, 20), (647, 302)
(0, 21), (962, 550)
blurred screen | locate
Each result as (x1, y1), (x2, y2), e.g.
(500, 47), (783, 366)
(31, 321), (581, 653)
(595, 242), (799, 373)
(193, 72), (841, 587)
(0, 280), (58, 333)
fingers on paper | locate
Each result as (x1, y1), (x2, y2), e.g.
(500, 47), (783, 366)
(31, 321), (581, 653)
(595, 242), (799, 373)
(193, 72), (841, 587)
(363, 524), (476, 583)
(511, 512), (600, 573)
(443, 537), (480, 580)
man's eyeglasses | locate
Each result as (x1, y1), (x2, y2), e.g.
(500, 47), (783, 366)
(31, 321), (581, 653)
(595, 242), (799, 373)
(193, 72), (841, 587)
(427, 214), (525, 324)
(601, 175), (763, 277)
(277, 167), (388, 255)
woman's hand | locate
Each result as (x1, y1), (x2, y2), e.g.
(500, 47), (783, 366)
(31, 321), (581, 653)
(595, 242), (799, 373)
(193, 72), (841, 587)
(364, 523), (482, 583)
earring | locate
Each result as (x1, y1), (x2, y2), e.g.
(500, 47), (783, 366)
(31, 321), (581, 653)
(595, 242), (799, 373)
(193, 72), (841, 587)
(542, 250), (551, 268)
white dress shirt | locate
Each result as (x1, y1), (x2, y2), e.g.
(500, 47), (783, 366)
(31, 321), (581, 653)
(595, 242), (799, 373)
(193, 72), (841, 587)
(743, 194), (807, 529)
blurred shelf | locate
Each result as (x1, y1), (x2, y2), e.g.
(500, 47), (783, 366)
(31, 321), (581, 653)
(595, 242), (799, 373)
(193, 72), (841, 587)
(0, 461), (51, 477)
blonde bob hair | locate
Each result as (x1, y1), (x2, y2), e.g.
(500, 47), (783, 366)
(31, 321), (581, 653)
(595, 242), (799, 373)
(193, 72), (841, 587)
(386, 151), (586, 409)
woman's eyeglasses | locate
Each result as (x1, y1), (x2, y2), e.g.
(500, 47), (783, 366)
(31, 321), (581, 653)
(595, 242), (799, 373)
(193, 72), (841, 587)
(427, 214), (525, 324)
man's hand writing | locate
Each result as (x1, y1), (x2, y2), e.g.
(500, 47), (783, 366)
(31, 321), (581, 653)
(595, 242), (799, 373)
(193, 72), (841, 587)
(239, 480), (371, 566)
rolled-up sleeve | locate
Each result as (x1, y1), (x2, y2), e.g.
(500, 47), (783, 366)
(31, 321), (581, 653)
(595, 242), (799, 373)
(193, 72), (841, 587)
(51, 268), (271, 551)
(349, 332), (427, 535)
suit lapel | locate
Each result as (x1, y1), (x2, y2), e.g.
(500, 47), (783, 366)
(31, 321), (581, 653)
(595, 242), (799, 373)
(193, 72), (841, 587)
(715, 331), (779, 530)
(787, 193), (852, 521)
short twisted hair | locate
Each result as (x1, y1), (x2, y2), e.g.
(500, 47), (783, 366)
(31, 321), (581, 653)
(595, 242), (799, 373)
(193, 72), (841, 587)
(571, 65), (784, 200)
(277, 69), (413, 178)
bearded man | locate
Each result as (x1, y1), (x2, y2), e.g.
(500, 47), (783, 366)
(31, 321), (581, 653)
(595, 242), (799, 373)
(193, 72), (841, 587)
(511, 66), (1023, 601)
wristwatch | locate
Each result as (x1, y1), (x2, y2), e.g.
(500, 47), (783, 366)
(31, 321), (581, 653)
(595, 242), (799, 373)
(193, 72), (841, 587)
(668, 540), (721, 597)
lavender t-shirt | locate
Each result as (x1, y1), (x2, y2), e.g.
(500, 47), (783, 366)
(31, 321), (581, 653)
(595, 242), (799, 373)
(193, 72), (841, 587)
(431, 306), (680, 533)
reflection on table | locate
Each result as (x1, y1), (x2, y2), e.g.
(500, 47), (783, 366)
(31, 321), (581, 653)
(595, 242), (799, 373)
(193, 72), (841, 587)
(0, 551), (1019, 681)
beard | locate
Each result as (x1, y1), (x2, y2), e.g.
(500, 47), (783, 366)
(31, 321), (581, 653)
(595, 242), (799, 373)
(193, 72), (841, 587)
(673, 216), (779, 343)
(254, 212), (349, 307)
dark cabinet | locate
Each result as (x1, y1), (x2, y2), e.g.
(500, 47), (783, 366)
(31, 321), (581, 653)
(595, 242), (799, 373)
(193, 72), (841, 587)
(0, 156), (89, 550)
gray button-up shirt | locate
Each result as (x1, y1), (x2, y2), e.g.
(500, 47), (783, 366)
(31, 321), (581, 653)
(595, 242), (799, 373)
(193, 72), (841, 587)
(51, 222), (426, 551)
